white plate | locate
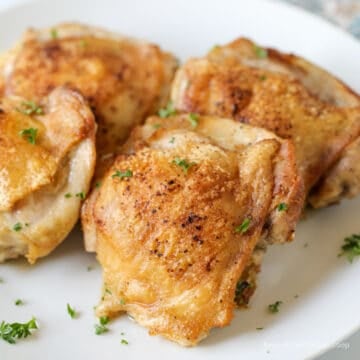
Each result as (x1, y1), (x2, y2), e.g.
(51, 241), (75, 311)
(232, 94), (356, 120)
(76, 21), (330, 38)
(1, 0), (360, 359)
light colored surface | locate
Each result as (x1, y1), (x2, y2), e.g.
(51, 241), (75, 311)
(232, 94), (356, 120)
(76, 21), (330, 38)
(0, 0), (359, 359)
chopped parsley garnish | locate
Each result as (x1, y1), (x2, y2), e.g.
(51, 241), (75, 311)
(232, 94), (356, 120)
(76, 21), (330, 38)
(95, 182), (101, 188)
(19, 128), (38, 145)
(169, 137), (175, 144)
(67, 303), (77, 319)
(13, 223), (22, 232)
(120, 339), (129, 345)
(256, 327), (264, 330)
(268, 301), (282, 313)
(75, 192), (85, 200)
(277, 203), (288, 212)
(259, 75), (267, 81)
(105, 288), (112, 295)
(234, 280), (250, 304)
(94, 316), (109, 335)
(171, 157), (196, 173)
(50, 29), (58, 39)
(188, 113), (199, 127)
(112, 169), (133, 179)
(0, 317), (38, 344)
(254, 45), (268, 59)
(152, 123), (162, 129)
(158, 101), (176, 118)
(119, 298), (126, 305)
(80, 40), (88, 48)
(339, 234), (360, 263)
(17, 101), (44, 116)
(64, 193), (72, 198)
(15, 299), (24, 306)
(235, 218), (251, 234)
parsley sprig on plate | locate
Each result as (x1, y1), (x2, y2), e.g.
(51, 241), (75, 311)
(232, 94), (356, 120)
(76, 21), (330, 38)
(339, 234), (360, 263)
(0, 317), (38, 344)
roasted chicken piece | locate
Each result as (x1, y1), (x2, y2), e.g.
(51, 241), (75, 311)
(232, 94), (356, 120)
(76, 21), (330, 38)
(171, 38), (360, 208)
(82, 114), (303, 345)
(0, 23), (177, 175)
(0, 87), (96, 263)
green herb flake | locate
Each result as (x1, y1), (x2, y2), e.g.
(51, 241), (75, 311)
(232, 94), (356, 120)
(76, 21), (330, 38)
(13, 223), (22, 232)
(50, 29), (58, 39)
(268, 301), (282, 313)
(120, 338), (129, 345)
(95, 182), (101, 188)
(171, 157), (196, 174)
(259, 74), (267, 81)
(112, 169), (133, 180)
(67, 303), (77, 319)
(15, 299), (24, 306)
(17, 101), (44, 116)
(64, 193), (72, 198)
(75, 192), (85, 200)
(105, 288), (112, 295)
(94, 316), (109, 335)
(87, 265), (93, 272)
(119, 298), (126, 305)
(99, 316), (109, 326)
(234, 280), (250, 304)
(339, 234), (360, 263)
(0, 317), (38, 344)
(80, 40), (88, 48)
(158, 101), (176, 118)
(254, 45), (268, 59)
(169, 137), (175, 144)
(94, 323), (108, 335)
(19, 128), (38, 145)
(235, 218), (251, 234)
(152, 123), (162, 129)
(256, 327), (264, 330)
(188, 113), (199, 127)
(277, 203), (288, 212)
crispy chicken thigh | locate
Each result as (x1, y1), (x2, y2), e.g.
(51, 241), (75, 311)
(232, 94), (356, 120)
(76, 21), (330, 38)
(0, 23), (177, 174)
(171, 38), (360, 207)
(82, 115), (303, 345)
(0, 87), (96, 263)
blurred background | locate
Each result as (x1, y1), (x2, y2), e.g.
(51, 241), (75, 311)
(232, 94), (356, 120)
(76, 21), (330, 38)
(280, 0), (360, 38)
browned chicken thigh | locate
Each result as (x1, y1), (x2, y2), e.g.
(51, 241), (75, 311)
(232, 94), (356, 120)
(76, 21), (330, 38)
(171, 38), (360, 208)
(0, 23), (177, 175)
(0, 87), (96, 263)
(82, 114), (304, 346)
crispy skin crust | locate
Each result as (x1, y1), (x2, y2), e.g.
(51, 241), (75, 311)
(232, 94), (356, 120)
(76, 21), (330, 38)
(0, 87), (96, 263)
(82, 115), (303, 345)
(0, 23), (177, 172)
(172, 38), (360, 207)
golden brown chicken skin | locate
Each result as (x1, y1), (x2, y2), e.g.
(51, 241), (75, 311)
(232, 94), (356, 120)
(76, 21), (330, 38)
(171, 38), (360, 208)
(82, 115), (303, 346)
(0, 23), (177, 174)
(0, 87), (96, 263)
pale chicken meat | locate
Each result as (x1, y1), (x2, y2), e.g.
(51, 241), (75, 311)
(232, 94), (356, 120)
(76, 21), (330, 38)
(171, 38), (360, 208)
(0, 87), (96, 263)
(82, 115), (303, 345)
(0, 23), (177, 175)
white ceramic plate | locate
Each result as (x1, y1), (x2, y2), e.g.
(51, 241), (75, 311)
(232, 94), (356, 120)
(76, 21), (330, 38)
(1, 0), (360, 359)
